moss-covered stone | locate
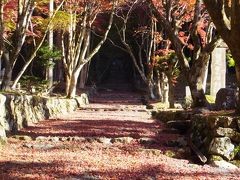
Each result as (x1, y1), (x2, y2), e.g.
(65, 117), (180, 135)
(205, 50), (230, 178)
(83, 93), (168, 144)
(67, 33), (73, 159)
(0, 138), (7, 147)
(0, 92), (89, 145)
(209, 155), (224, 162)
(12, 135), (32, 141)
(214, 127), (240, 143)
(209, 137), (235, 160)
(230, 160), (240, 168)
(164, 150), (176, 158)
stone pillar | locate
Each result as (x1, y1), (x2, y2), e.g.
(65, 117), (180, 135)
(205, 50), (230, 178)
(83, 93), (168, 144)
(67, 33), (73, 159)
(210, 47), (226, 97)
(185, 86), (191, 97)
(162, 74), (169, 104)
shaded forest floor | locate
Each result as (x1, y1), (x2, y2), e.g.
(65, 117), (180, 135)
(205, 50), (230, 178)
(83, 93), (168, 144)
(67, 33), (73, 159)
(0, 88), (239, 179)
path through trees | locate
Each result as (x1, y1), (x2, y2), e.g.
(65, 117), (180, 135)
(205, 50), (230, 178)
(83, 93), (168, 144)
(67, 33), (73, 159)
(0, 89), (239, 179)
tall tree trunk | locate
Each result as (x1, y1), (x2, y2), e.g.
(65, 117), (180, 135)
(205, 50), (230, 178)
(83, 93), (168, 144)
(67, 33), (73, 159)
(67, 73), (78, 98)
(168, 77), (175, 108)
(232, 52), (240, 113)
(148, 80), (155, 99)
(79, 62), (89, 89)
(65, 74), (71, 96)
(46, 0), (54, 88)
(188, 54), (210, 107)
(1, 52), (12, 90)
(0, 0), (3, 61)
(155, 71), (163, 100)
(66, 65), (84, 98)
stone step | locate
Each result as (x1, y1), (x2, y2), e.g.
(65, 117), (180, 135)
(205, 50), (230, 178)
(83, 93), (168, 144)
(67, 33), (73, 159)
(166, 120), (191, 133)
(14, 135), (160, 146)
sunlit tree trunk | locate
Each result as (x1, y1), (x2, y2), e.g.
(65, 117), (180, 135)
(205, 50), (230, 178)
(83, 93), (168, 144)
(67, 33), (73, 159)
(61, 0), (116, 98)
(11, 1), (64, 89)
(79, 62), (90, 89)
(149, 0), (220, 108)
(1, 0), (35, 90)
(66, 65), (83, 97)
(0, 0), (3, 62)
(46, 0), (54, 89)
(116, 0), (158, 98)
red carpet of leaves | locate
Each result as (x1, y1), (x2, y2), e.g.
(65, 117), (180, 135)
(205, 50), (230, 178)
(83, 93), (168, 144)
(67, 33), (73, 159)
(0, 89), (239, 179)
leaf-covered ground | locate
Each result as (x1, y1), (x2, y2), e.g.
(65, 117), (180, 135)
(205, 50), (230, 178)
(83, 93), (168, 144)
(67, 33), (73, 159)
(0, 90), (239, 179)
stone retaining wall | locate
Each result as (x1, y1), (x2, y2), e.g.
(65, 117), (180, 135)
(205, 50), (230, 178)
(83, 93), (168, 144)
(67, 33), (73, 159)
(153, 110), (240, 163)
(0, 93), (89, 143)
(191, 114), (240, 161)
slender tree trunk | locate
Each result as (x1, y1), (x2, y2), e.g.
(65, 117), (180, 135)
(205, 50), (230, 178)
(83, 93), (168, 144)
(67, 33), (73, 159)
(67, 73), (78, 98)
(65, 74), (71, 95)
(46, 0), (54, 88)
(155, 71), (163, 100)
(188, 54), (210, 107)
(148, 79), (155, 99)
(1, 52), (12, 90)
(168, 77), (175, 108)
(79, 62), (89, 89)
(232, 52), (240, 113)
(66, 65), (84, 98)
(202, 61), (209, 93)
(0, 0), (3, 61)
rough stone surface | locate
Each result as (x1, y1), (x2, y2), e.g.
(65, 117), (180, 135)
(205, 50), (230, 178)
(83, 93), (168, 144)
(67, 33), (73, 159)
(209, 137), (235, 160)
(190, 114), (240, 162)
(49, 136), (59, 142)
(166, 137), (187, 147)
(111, 137), (133, 144)
(36, 136), (49, 141)
(215, 88), (237, 110)
(0, 93), (89, 140)
(97, 137), (112, 144)
(214, 127), (240, 143)
(236, 118), (240, 130)
(210, 47), (226, 97)
(13, 135), (32, 141)
(166, 120), (191, 132)
(72, 136), (86, 142)
(139, 137), (157, 145)
(211, 160), (238, 171)
(75, 93), (89, 107)
(0, 126), (6, 144)
(32, 144), (55, 150)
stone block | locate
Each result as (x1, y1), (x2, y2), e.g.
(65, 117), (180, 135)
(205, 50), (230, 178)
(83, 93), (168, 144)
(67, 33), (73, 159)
(214, 127), (240, 143)
(210, 160), (238, 171)
(0, 126), (6, 140)
(215, 88), (237, 110)
(75, 93), (89, 107)
(209, 137), (235, 160)
(111, 137), (133, 144)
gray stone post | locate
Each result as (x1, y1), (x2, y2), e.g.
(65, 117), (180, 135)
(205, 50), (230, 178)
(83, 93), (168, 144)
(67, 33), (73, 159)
(210, 47), (227, 97)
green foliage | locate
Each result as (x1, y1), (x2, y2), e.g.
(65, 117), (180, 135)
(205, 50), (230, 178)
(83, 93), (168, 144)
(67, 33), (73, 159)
(51, 11), (71, 30)
(156, 52), (178, 63)
(5, 21), (16, 32)
(19, 75), (49, 92)
(184, 96), (192, 109)
(0, 138), (7, 147)
(226, 51), (235, 67)
(155, 52), (180, 84)
(184, 95), (215, 109)
(37, 43), (61, 68)
(205, 95), (215, 104)
(234, 145), (240, 156)
(164, 150), (176, 158)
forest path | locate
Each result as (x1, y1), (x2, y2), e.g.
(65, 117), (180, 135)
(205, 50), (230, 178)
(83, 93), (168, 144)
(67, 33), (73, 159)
(0, 89), (239, 179)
